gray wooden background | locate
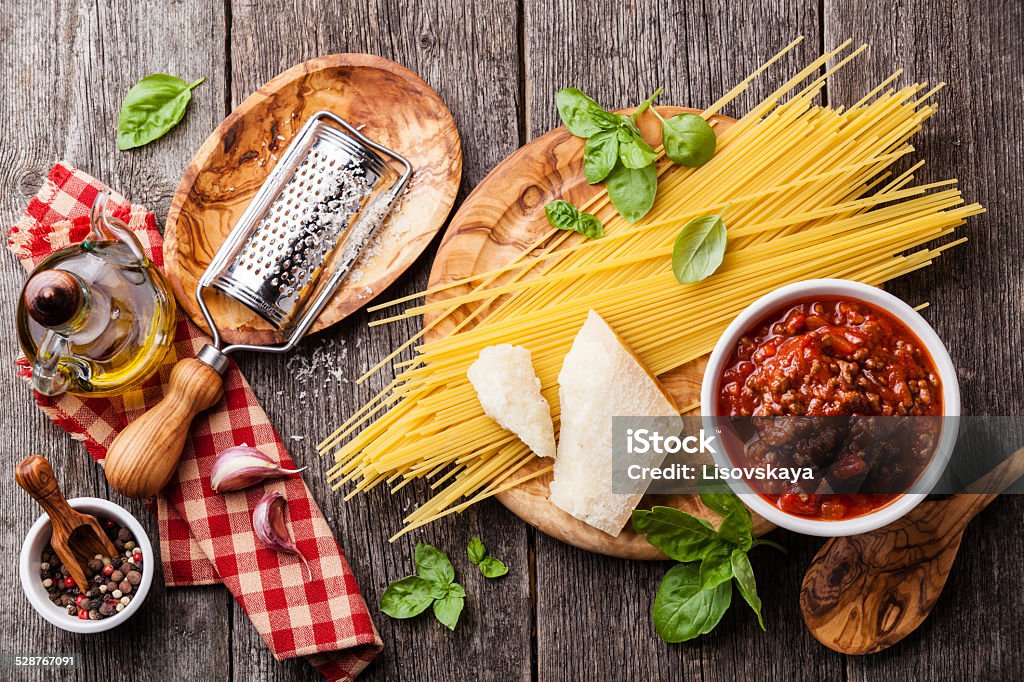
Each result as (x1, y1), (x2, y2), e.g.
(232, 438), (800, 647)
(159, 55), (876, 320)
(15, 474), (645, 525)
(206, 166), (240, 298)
(1, 0), (1022, 680)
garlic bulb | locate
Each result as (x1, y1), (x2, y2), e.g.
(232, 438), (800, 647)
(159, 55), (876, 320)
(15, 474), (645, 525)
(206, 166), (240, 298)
(252, 492), (311, 579)
(210, 445), (305, 493)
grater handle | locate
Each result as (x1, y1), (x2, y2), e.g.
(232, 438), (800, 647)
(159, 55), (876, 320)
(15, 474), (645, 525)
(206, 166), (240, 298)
(103, 355), (226, 498)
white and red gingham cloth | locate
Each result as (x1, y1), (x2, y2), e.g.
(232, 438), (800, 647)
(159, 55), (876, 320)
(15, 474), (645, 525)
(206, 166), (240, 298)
(8, 163), (381, 680)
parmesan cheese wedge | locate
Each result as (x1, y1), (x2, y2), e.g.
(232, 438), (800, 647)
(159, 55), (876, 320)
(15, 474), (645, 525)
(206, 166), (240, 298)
(549, 311), (683, 536)
(468, 344), (556, 459)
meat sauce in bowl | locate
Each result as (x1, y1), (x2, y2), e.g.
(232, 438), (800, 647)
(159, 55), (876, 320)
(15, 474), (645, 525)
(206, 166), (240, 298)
(717, 297), (943, 520)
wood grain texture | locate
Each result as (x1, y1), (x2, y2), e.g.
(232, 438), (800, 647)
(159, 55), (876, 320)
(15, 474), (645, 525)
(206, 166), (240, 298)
(521, 2), (841, 681)
(824, 1), (1024, 678)
(424, 106), (774, 558)
(802, 447), (1024, 655)
(164, 54), (462, 345)
(0, 1), (232, 680)
(227, 1), (530, 681)
(1, 0), (1022, 680)
(103, 358), (225, 499)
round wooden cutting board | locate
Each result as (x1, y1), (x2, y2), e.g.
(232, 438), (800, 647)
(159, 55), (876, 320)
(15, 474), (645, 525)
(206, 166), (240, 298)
(165, 54), (462, 345)
(425, 107), (772, 559)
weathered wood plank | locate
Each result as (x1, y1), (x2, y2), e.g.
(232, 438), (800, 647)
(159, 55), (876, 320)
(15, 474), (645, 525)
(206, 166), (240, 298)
(0, 1), (231, 680)
(227, 1), (530, 680)
(521, 2), (848, 680)
(824, 0), (1024, 676)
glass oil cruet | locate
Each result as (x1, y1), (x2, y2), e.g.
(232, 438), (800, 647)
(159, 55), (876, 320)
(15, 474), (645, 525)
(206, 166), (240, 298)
(16, 193), (176, 396)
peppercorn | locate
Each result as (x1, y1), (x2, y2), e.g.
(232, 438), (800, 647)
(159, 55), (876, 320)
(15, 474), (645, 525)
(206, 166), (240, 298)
(99, 602), (117, 617)
(63, 576), (75, 588)
(59, 595), (71, 607)
(40, 562), (50, 572)
(117, 527), (132, 542)
(124, 541), (136, 551)
(110, 569), (124, 583)
(87, 558), (103, 573)
(106, 581), (118, 592)
(66, 604), (77, 615)
(102, 564), (114, 577)
(112, 589), (123, 599)
(125, 571), (142, 586)
(42, 578), (53, 588)
(89, 609), (101, 620)
(119, 596), (130, 605)
(86, 587), (99, 598)
(77, 609), (88, 620)
(114, 539), (125, 552)
(104, 519), (115, 530)
(115, 603), (125, 612)
(118, 580), (132, 595)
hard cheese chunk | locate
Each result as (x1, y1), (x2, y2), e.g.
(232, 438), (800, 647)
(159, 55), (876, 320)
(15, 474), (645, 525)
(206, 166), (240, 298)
(549, 311), (682, 536)
(468, 344), (556, 459)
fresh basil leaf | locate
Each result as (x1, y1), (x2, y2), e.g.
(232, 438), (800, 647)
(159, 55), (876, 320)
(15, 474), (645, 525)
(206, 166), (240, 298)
(379, 576), (437, 619)
(731, 550), (765, 630)
(467, 537), (487, 565)
(632, 87), (663, 120)
(698, 544), (734, 589)
(584, 130), (619, 183)
(556, 88), (619, 138)
(631, 506), (721, 562)
(545, 200), (604, 239)
(478, 556), (508, 579)
(652, 563), (732, 643)
(117, 74), (205, 150)
(617, 114), (642, 135)
(605, 161), (657, 223)
(661, 113), (716, 167)
(432, 592), (464, 630)
(415, 542), (455, 585)
(700, 493), (753, 550)
(616, 127), (658, 169)
(574, 213), (604, 239)
(544, 199), (580, 230)
(445, 582), (466, 598)
(672, 213), (727, 284)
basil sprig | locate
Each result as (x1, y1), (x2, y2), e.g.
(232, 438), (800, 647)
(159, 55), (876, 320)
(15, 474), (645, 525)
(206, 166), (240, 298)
(555, 85), (719, 225)
(467, 536), (508, 578)
(672, 209), (729, 284)
(632, 494), (784, 642)
(117, 74), (205, 150)
(650, 108), (717, 167)
(380, 542), (465, 630)
(545, 199), (604, 239)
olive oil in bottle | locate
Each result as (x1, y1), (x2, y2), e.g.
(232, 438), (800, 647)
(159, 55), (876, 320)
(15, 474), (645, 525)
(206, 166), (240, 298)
(15, 194), (175, 397)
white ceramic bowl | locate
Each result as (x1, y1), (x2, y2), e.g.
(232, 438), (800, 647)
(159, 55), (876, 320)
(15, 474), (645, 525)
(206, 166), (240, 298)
(700, 279), (960, 537)
(20, 497), (154, 633)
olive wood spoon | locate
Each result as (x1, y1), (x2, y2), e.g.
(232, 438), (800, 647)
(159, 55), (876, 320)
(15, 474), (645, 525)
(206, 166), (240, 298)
(800, 446), (1024, 655)
(15, 455), (118, 592)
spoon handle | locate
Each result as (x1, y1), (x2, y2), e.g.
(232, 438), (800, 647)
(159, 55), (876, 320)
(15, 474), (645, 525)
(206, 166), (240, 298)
(942, 446), (1024, 529)
(14, 455), (81, 539)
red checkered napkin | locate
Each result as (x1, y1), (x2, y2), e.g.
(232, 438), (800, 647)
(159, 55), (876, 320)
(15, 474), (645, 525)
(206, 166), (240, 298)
(8, 163), (381, 681)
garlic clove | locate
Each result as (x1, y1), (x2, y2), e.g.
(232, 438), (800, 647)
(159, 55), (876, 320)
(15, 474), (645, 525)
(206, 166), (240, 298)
(253, 492), (312, 579)
(210, 445), (306, 493)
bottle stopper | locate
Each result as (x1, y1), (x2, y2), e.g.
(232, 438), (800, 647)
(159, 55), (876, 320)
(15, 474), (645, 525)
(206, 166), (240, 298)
(23, 270), (84, 329)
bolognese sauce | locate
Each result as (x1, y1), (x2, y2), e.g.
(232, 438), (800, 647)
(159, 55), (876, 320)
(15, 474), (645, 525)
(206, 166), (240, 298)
(717, 297), (943, 520)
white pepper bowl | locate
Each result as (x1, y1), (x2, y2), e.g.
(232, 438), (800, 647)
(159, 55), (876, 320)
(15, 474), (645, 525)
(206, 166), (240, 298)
(700, 279), (961, 537)
(20, 497), (154, 633)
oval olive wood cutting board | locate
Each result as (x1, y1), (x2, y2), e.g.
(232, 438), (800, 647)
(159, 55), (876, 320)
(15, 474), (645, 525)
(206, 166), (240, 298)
(165, 54), (462, 345)
(424, 107), (772, 560)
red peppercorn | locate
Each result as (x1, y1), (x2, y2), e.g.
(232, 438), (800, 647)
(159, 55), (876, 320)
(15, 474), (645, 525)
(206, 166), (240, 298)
(104, 519), (116, 529)
(77, 609), (88, 620)
(132, 550), (143, 563)
(63, 576), (75, 588)
(102, 564), (115, 576)
(75, 594), (86, 607)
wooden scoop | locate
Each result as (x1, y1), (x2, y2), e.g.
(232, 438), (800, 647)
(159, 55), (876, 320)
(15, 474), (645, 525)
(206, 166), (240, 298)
(15, 455), (118, 592)
(800, 446), (1024, 654)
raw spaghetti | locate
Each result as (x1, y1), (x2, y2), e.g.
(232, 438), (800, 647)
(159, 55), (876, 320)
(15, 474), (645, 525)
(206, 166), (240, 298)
(318, 38), (984, 539)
